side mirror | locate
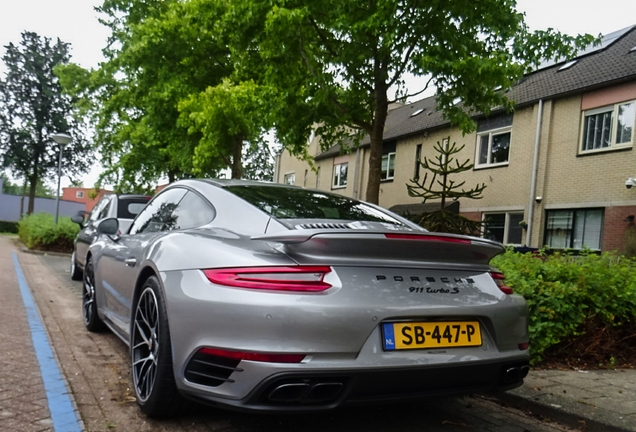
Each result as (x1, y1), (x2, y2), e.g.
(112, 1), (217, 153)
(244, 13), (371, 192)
(71, 215), (85, 227)
(97, 218), (119, 236)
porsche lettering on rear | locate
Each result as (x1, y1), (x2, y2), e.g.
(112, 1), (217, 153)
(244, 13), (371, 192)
(376, 275), (475, 284)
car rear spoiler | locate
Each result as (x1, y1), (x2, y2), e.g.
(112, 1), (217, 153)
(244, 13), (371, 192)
(252, 230), (505, 269)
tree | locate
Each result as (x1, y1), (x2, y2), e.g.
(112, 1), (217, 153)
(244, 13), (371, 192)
(242, 142), (277, 182)
(0, 32), (91, 214)
(228, 0), (595, 204)
(58, 0), (319, 188)
(406, 138), (485, 234)
(55, 0), (241, 191)
(179, 79), (275, 179)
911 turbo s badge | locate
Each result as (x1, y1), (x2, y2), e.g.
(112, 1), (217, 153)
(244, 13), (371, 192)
(409, 286), (460, 294)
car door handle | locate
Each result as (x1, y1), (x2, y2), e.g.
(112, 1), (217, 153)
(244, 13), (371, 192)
(125, 258), (137, 267)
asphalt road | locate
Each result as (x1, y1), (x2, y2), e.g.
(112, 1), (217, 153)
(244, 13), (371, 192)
(34, 252), (579, 432)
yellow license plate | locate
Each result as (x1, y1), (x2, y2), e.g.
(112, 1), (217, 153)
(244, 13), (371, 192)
(382, 321), (482, 350)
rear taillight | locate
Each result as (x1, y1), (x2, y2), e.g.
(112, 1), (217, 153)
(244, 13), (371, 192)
(384, 233), (471, 244)
(199, 348), (305, 363)
(202, 266), (332, 292)
(490, 271), (513, 294)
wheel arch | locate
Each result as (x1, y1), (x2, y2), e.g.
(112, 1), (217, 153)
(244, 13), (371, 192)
(130, 265), (166, 336)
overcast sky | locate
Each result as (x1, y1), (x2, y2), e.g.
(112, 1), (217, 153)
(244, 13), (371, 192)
(1, 0), (635, 188)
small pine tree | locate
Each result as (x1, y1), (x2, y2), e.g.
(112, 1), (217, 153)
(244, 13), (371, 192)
(406, 138), (486, 235)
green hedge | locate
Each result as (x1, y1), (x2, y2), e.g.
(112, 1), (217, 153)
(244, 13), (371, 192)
(492, 249), (636, 364)
(18, 213), (80, 253)
(0, 221), (19, 233)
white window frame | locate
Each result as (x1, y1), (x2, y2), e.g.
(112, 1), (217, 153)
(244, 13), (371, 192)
(381, 152), (396, 181)
(332, 162), (348, 188)
(482, 211), (524, 245)
(475, 126), (512, 168)
(76, 190), (84, 199)
(580, 100), (635, 153)
(283, 172), (295, 185)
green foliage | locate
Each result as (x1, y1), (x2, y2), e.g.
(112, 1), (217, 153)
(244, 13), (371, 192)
(179, 79), (274, 179)
(18, 213), (79, 253)
(59, 0), (281, 188)
(492, 249), (636, 363)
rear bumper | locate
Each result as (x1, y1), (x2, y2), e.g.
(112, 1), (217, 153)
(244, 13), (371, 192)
(183, 358), (529, 413)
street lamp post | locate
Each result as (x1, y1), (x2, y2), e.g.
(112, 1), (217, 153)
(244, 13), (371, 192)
(51, 133), (73, 224)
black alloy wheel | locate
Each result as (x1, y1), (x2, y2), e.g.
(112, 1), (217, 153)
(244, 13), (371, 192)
(131, 276), (184, 417)
(82, 258), (106, 332)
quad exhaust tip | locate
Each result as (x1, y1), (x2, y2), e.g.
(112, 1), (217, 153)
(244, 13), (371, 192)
(503, 365), (530, 384)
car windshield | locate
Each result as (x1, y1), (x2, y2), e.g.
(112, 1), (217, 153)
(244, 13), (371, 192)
(225, 185), (403, 224)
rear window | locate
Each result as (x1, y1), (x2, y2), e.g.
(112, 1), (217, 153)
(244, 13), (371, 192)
(117, 197), (151, 219)
(225, 185), (402, 224)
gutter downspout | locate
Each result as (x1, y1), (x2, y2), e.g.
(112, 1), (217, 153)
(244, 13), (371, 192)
(273, 151), (281, 184)
(526, 99), (543, 246)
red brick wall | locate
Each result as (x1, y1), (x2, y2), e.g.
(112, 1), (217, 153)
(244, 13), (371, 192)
(61, 188), (113, 212)
(602, 205), (636, 253)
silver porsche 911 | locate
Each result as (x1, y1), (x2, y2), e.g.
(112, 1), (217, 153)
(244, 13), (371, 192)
(83, 179), (529, 418)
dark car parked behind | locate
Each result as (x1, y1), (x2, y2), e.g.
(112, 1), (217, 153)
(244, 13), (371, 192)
(70, 194), (151, 280)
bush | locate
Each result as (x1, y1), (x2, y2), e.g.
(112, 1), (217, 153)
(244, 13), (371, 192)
(492, 249), (636, 365)
(18, 213), (79, 253)
(0, 221), (19, 233)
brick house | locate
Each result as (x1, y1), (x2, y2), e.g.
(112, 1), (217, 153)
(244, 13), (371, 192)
(274, 25), (636, 253)
(61, 187), (114, 212)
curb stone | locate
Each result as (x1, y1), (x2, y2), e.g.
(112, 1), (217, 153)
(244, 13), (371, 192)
(495, 381), (636, 432)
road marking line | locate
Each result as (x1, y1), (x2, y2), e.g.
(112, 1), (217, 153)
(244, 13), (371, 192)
(12, 252), (83, 432)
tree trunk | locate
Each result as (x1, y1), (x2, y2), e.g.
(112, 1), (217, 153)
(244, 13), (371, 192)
(20, 180), (27, 218)
(27, 174), (37, 215)
(364, 81), (389, 205)
(231, 134), (244, 179)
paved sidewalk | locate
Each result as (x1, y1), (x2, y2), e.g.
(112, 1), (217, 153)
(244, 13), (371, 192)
(0, 236), (81, 431)
(497, 368), (636, 431)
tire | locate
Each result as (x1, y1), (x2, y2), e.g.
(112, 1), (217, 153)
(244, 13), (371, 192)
(131, 276), (184, 418)
(82, 258), (107, 332)
(70, 250), (83, 281)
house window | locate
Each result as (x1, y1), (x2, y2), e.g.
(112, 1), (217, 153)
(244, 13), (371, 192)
(76, 191), (84, 199)
(284, 172), (295, 185)
(544, 209), (603, 250)
(381, 153), (395, 180)
(316, 167), (321, 189)
(332, 162), (348, 188)
(476, 127), (511, 167)
(581, 101), (635, 152)
(483, 212), (524, 244)
(414, 144), (422, 180)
